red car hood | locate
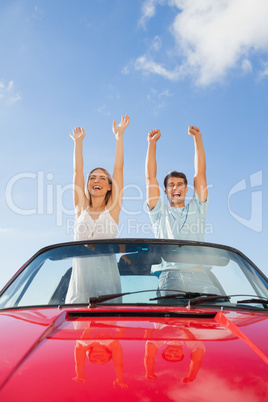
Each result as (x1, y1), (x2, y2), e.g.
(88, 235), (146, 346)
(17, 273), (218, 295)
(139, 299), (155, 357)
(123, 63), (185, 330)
(0, 306), (267, 401)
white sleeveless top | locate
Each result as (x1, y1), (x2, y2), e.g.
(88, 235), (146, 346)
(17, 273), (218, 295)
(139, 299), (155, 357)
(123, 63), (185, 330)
(65, 207), (121, 304)
(74, 207), (118, 240)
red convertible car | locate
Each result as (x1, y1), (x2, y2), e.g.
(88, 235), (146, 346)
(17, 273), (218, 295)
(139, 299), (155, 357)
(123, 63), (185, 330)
(0, 239), (267, 401)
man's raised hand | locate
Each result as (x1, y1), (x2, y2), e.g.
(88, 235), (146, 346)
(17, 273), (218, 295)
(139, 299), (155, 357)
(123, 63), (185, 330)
(188, 125), (201, 138)
(148, 129), (161, 143)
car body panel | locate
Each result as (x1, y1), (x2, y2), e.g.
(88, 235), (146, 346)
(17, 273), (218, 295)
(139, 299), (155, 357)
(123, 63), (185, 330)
(0, 306), (268, 402)
(1, 239), (268, 401)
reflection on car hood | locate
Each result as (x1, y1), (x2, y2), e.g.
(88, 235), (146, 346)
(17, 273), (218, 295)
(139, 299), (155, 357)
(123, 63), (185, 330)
(0, 306), (267, 401)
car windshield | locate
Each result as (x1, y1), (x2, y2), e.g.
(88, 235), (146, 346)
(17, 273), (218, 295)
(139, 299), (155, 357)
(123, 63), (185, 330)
(0, 240), (268, 310)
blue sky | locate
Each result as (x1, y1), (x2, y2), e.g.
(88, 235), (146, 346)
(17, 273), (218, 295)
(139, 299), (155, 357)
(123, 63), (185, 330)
(1, 0), (267, 288)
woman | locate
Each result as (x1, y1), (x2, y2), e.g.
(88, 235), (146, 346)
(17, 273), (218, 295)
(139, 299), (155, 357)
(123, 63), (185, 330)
(65, 115), (130, 303)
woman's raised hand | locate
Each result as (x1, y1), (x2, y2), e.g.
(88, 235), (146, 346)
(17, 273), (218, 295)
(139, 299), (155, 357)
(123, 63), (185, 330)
(70, 127), (85, 142)
(112, 114), (130, 139)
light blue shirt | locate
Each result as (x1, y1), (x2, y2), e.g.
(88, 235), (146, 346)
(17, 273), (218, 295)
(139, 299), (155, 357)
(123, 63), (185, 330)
(148, 192), (208, 242)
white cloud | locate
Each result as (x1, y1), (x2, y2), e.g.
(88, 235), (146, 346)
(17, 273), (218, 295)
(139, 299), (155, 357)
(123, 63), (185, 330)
(139, 0), (167, 28)
(150, 35), (162, 52)
(241, 59), (253, 74)
(147, 88), (173, 115)
(135, 0), (268, 86)
(97, 104), (111, 116)
(135, 56), (181, 80)
(123, 36), (165, 78)
(0, 80), (22, 104)
(0, 228), (13, 234)
(81, 16), (91, 29)
(122, 64), (131, 75)
(32, 5), (45, 20)
(259, 61), (268, 78)
(7, 81), (14, 91)
(147, 88), (172, 100)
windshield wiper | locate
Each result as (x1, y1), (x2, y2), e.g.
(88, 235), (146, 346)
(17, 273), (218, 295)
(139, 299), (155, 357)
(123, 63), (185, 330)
(190, 295), (268, 308)
(187, 295), (230, 307)
(237, 298), (268, 306)
(151, 291), (230, 306)
(82, 292), (268, 309)
(177, 294), (268, 308)
(179, 294), (268, 308)
(88, 289), (157, 308)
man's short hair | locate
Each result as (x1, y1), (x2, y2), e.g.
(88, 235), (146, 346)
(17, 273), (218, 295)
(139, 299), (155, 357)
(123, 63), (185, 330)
(164, 171), (188, 188)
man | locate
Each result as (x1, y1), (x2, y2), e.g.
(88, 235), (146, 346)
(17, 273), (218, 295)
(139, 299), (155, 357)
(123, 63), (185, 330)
(144, 324), (205, 383)
(145, 126), (208, 241)
(145, 126), (217, 294)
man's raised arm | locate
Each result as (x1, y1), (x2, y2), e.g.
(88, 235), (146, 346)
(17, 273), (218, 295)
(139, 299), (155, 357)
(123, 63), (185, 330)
(145, 129), (161, 211)
(188, 126), (208, 203)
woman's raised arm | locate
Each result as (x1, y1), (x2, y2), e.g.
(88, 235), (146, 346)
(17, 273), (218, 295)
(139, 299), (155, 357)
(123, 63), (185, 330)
(109, 115), (130, 222)
(70, 127), (87, 218)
